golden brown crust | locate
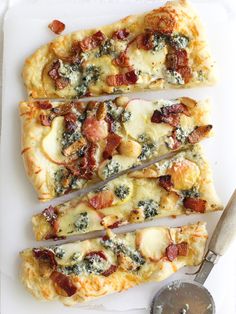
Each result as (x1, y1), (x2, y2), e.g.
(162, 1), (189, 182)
(23, 0), (216, 99)
(20, 222), (208, 305)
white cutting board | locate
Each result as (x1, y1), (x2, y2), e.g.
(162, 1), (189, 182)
(1, 0), (236, 313)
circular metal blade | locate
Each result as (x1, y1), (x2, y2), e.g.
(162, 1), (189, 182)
(151, 280), (215, 314)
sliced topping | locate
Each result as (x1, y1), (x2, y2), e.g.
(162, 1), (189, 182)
(102, 264), (117, 276)
(48, 20), (65, 35)
(166, 242), (188, 261)
(136, 227), (171, 261)
(51, 271), (77, 297)
(103, 133), (122, 159)
(112, 29), (130, 40)
(151, 109), (180, 127)
(166, 129), (182, 150)
(136, 32), (165, 51)
(42, 206), (58, 227)
(118, 139), (142, 158)
(48, 60), (69, 90)
(144, 9), (176, 35)
(96, 102), (107, 121)
(85, 251), (107, 261)
(40, 114), (51, 126)
(79, 30), (106, 52)
(51, 102), (73, 116)
(88, 190), (114, 210)
(33, 248), (57, 268)
(62, 137), (86, 157)
(106, 70), (138, 86)
(158, 175), (173, 191)
(63, 112), (77, 133)
(183, 197), (206, 213)
(82, 116), (108, 143)
(167, 160), (200, 190)
(112, 52), (130, 68)
(36, 101), (52, 110)
(74, 212), (89, 231)
(187, 125), (212, 144)
(137, 199), (158, 219)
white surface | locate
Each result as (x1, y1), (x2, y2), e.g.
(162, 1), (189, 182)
(1, 0), (236, 313)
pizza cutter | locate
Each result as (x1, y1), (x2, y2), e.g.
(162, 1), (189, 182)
(151, 189), (236, 314)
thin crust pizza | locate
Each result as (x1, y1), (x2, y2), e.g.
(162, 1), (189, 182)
(32, 145), (222, 240)
(19, 96), (212, 201)
(20, 222), (208, 305)
(23, 0), (216, 99)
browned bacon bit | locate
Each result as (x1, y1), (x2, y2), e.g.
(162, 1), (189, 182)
(183, 197), (206, 213)
(158, 175), (173, 191)
(166, 49), (188, 70)
(48, 60), (60, 80)
(55, 77), (69, 90)
(33, 248), (57, 268)
(187, 125), (213, 144)
(51, 271), (77, 297)
(161, 103), (190, 117)
(166, 242), (189, 261)
(40, 114), (51, 126)
(108, 220), (121, 229)
(64, 112), (77, 133)
(42, 206), (58, 226)
(102, 264), (117, 277)
(79, 30), (106, 52)
(112, 29), (130, 40)
(170, 129), (182, 150)
(35, 101), (52, 110)
(51, 102), (73, 116)
(136, 33), (154, 50)
(85, 251), (107, 260)
(145, 9), (176, 35)
(151, 110), (180, 127)
(105, 115), (115, 133)
(89, 190), (114, 210)
(71, 40), (82, 54)
(48, 20), (65, 35)
(112, 52), (130, 68)
(177, 66), (192, 84)
(106, 70), (138, 86)
(103, 133), (122, 159)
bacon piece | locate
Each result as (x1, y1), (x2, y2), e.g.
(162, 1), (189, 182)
(166, 242), (189, 261)
(108, 220), (121, 229)
(36, 101), (52, 110)
(55, 77), (69, 90)
(112, 29), (130, 40)
(177, 66), (192, 84)
(112, 52), (130, 68)
(51, 102), (73, 116)
(105, 115), (115, 133)
(64, 112), (77, 133)
(102, 264), (117, 277)
(42, 206), (58, 226)
(48, 20), (65, 35)
(40, 114), (51, 126)
(187, 125), (213, 144)
(169, 129), (182, 150)
(89, 190), (114, 210)
(145, 9), (176, 35)
(161, 103), (190, 116)
(106, 70), (138, 86)
(158, 175), (173, 191)
(103, 133), (122, 159)
(79, 30), (106, 52)
(151, 110), (180, 127)
(51, 271), (77, 297)
(136, 33), (154, 50)
(33, 249), (57, 268)
(67, 143), (97, 179)
(183, 197), (206, 213)
(82, 116), (108, 143)
(85, 251), (107, 260)
(166, 49), (192, 83)
(48, 60), (69, 90)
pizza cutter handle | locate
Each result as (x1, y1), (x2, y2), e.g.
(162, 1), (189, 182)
(208, 189), (236, 256)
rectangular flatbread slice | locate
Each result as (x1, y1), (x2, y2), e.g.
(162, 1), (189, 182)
(23, 0), (216, 99)
(32, 145), (222, 240)
(20, 222), (208, 305)
(19, 96), (212, 201)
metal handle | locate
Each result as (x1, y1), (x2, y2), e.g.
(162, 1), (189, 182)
(209, 189), (236, 255)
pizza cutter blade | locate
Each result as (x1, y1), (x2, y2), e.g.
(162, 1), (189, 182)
(151, 189), (236, 314)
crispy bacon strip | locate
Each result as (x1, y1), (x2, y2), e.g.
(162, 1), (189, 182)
(42, 206), (58, 226)
(48, 20), (65, 35)
(158, 175), (173, 191)
(112, 52), (130, 68)
(51, 271), (77, 297)
(136, 33), (154, 50)
(85, 251), (107, 260)
(151, 110), (179, 127)
(79, 30), (106, 52)
(48, 60), (69, 90)
(161, 103), (190, 116)
(103, 133), (122, 159)
(64, 112), (77, 133)
(35, 101), (52, 110)
(106, 70), (138, 86)
(33, 249), (57, 268)
(166, 242), (188, 261)
(183, 197), (206, 213)
(169, 129), (182, 150)
(187, 125), (213, 144)
(112, 29), (130, 40)
(89, 190), (114, 210)
(102, 264), (118, 277)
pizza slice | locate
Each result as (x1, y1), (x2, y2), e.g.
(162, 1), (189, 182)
(19, 96), (212, 201)
(20, 222), (208, 305)
(32, 145), (222, 241)
(23, 0), (216, 99)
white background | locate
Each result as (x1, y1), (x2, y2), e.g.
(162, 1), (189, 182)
(0, 0), (236, 313)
